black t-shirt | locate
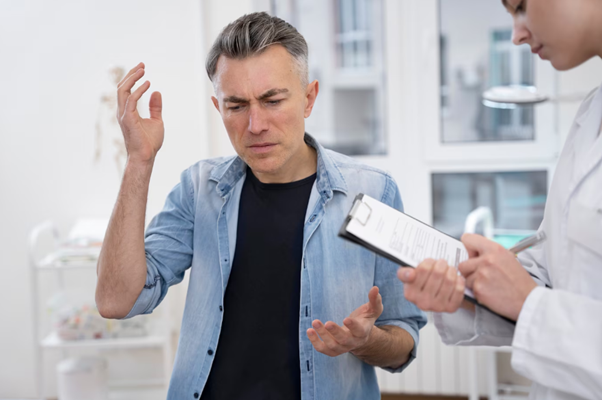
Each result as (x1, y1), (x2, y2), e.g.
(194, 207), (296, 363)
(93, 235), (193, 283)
(200, 168), (316, 400)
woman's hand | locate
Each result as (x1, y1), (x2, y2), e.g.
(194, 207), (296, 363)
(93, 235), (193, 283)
(397, 259), (466, 313)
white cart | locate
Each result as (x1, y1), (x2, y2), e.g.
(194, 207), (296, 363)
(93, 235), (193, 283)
(29, 221), (174, 400)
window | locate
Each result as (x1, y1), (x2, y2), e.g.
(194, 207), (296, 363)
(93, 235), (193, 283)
(432, 171), (548, 242)
(270, 0), (387, 155)
(335, 0), (373, 70)
(440, 1), (535, 143)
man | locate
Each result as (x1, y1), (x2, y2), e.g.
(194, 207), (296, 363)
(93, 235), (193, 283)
(96, 12), (425, 400)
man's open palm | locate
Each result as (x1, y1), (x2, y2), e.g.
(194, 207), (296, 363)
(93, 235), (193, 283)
(307, 286), (384, 357)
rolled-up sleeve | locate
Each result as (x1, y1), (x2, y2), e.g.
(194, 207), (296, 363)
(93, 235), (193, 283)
(123, 168), (195, 319)
(374, 175), (427, 373)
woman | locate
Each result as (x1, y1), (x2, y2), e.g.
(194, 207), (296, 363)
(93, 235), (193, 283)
(398, 1), (602, 399)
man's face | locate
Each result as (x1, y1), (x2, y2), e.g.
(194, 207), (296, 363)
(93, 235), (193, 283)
(503, 0), (599, 71)
(211, 45), (318, 181)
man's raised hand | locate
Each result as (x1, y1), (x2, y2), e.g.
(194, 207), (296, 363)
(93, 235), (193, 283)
(117, 62), (164, 165)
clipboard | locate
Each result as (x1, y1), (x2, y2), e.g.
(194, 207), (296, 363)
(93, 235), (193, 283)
(339, 193), (515, 324)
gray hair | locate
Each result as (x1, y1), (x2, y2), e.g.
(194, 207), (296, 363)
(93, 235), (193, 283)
(205, 12), (309, 88)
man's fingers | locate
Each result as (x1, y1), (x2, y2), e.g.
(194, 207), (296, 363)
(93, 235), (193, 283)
(312, 320), (343, 353)
(117, 62), (145, 89)
(397, 267), (416, 283)
(118, 68), (145, 114)
(149, 91), (162, 120)
(307, 328), (330, 354)
(343, 317), (367, 338)
(324, 321), (351, 345)
(125, 81), (151, 113)
(368, 286), (381, 308)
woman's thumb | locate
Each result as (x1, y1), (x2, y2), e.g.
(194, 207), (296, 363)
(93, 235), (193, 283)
(397, 267), (416, 283)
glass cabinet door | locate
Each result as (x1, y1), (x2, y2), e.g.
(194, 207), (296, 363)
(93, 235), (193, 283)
(269, 0), (387, 156)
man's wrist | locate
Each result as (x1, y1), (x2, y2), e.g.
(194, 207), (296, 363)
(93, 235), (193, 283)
(350, 325), (380, 357)
(125, 156), (155, 176)
(351, 325), (412, 370)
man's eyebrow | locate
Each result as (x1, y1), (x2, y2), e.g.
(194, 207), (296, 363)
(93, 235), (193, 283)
(223, 88), (289, 103)
(223, 95), (248, 103)
(257, 88), (289, 101)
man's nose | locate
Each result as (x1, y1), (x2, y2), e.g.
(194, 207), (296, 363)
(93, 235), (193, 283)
(511, 17), (531, 46)
(247, 105), (269, 135)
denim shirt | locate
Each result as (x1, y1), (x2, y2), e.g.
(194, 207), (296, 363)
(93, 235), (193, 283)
(125, 135), (427, 400)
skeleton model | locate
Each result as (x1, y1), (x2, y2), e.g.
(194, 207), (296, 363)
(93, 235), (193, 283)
(94, 65), (127, 176)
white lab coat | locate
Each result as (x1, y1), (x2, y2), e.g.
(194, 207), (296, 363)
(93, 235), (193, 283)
(434, 85), (602, 400)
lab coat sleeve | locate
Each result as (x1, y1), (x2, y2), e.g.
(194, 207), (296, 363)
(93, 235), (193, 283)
(512, 287), (602, 400)
(516, 235), (551, 288)
(433, 233), (549, 347)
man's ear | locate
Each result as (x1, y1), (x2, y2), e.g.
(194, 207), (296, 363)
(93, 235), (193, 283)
(211, 96), (221, 113)
(304, 80), (319, 118)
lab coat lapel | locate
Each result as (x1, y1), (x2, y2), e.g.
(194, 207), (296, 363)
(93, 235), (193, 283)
(569, 87), (602, 196)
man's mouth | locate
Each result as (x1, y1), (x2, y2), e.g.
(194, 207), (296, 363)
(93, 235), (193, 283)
(249, 143), (277, 154)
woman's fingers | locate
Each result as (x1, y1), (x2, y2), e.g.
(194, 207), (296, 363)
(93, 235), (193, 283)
(422, 259), (448, 298)
(435, 265), (459, 303)
(447, 276), (466, 312)
(400, 259), (464, 313)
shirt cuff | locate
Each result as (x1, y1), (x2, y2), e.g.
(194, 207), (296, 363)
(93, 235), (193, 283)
(375, 320), (419, 373)
(121, 274), (162, 320)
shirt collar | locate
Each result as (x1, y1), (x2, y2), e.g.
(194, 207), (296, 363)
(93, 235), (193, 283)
(209, 133), (348, 198)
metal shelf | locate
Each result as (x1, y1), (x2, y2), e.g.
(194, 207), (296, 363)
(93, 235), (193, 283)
(36, 253), (98, 270)
(41, 332), (167, 350)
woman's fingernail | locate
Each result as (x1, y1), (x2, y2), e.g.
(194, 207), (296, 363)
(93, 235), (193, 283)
(403, 270), (411, 279)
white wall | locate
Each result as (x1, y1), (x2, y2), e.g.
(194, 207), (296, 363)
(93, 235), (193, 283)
(2, 0), (602, 398)
(0, 0), (209, 397)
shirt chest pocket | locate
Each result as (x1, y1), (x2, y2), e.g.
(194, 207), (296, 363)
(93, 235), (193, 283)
(567, 200), (602, 257)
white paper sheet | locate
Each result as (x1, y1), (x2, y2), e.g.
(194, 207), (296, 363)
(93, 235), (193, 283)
(345, 194), (474, 297)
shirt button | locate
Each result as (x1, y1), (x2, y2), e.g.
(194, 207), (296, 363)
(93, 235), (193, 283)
(208, 349), (214, 356)
(310, 215), (316, 222)
(194, 393), (199, 399)
(219, 305), (223, 312)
